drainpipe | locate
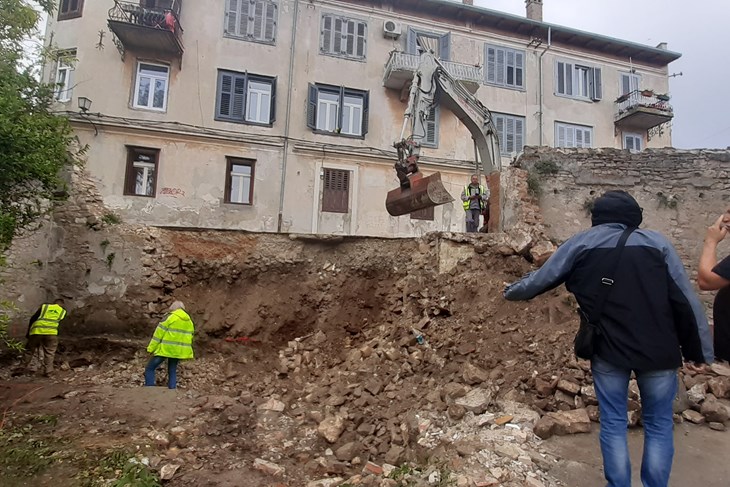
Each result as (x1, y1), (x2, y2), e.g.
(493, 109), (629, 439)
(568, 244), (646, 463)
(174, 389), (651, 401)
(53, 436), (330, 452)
(277, 0), (300, 232)
(538, 26), (551, 146)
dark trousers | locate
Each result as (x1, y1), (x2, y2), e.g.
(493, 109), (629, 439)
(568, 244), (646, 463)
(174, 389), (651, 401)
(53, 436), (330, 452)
(23, 335), (58, 375)
(144, 356), (180, 389)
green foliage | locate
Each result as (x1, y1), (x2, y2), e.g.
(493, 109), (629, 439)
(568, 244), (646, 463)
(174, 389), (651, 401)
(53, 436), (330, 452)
(526, 171), (542, 198)
(111, 463), (160, 487)
(106, 252), (116, 269)
(102, 213), (122, 225)
(533, 159), (560, 175)
(0, 0), (81, 252)
(75, 449), (160, 487)
(100, 239), (110, 253)
(0, 301), (24, 355)
(657, 192), (678, 210)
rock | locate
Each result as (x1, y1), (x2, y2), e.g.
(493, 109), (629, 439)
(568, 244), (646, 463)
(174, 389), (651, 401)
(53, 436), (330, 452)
(448, 404), (467, 420)
(306, 478), (344, 487)
(534, 378), (554, 397)
(335, 442), (362, 462)
(586, 405), (600, 422)
(682, 409), (706, 424)
(627, 410), (641, 428)
(554, 390), (574, 407)
(711, 363), (730, 377)
(580, 385), (598, 406)
(548, 409), (591, 436)
(318, 416), (346, 443)
(558, 379), (580, 396)
(362, 461), (383, 476)
(494, 415), (514, 426)
(700, 401), (730, 424)
(384, 445), (404, 465)
(463, 363), (490, 385)
(442, 382), (469, 400)
(494, 443), (522, 460)
(709, 422), (726, 431)
(533, 415), (557, 439)
(525, 477), (546, 487)
(159, 464), (180, 481)
(530, 241), (556, 267)
(673, 376), (691, 413)
(687, 383), (707, 406)
(474, 242), (489, 254)
(455, 388), (494, 414)
(259, 398), (286, 412)
(253, 458), (285, 477)
(708, 377), (730, 399)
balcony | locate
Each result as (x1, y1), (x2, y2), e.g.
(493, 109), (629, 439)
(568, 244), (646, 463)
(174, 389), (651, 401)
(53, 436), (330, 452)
(108, 0), (184, 60)
(383, 52), (482, 94)
(614, 90), (673, 130)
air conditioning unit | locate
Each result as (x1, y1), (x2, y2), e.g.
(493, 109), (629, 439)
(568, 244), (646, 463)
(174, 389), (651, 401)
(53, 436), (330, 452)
(383, 20), (402, 39)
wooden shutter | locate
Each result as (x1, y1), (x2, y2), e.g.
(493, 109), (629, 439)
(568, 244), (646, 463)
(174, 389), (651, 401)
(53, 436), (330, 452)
(557, 124), (566, 147)
(565, 63), (573, 96)
(583, 129), (592, 148)
(406, 28), (418, 55)
(495, 114), (505, 154)
(506, 50), (515, 87)
(232, 75), (246, 119)
(356, 21), (367, 58)
(333, 18), (344, 54)
(486, 46), (496, 84)
(361, 90), (369, 136)
(264, 1), (276, 42)
(505, 116), (516, 154)
(252, 0), (264, 39)
(575, 129), (583, 147)
(345, 20), (355, 56)
(495, 48), (505, 85)
(591, 67), (602, 100)
(307, 84), (318, 129)
(322, 15), (333, 53)
(217, 72), (234, 118)
(269, 77), (277, 124)
(423, 106), (438, 146)
(515, 51), (524, 88)
(514, 118), (524, 153)
(439, 33), (451, 61)
(322, 168), (350, 213)
(226, 0), (239, 34)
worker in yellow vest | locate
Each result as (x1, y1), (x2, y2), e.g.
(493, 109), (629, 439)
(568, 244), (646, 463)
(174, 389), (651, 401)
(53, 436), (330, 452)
(23, 300), (67, 376)
(144, 301), (194, 389)
(460, 174), (490, 233)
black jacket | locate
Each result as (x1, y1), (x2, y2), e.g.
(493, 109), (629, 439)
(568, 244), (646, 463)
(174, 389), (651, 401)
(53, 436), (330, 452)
(504, 223), (713, 370)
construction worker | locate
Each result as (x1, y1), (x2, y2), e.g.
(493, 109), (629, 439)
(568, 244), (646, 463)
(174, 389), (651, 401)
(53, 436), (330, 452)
(460, 174), (489, 233)
(23, 300), (67, 376)
(698, 209), (730, 362)
(144, 301), (194, 389)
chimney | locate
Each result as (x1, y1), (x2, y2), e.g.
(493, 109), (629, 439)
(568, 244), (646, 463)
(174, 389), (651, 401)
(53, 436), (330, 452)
(463, 0), (474, 5)
(655, 42), (668, 50)
(526, 0), (543, 22)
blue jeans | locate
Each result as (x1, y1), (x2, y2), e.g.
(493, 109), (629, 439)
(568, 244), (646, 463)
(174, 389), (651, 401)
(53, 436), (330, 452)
(592, 357), (677, 487)
(144, 356), (179, 389)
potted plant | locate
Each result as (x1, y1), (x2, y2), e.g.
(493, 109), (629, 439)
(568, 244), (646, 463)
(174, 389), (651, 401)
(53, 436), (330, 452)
(641, 89), (655, 97)
(656, 93), (670, 101)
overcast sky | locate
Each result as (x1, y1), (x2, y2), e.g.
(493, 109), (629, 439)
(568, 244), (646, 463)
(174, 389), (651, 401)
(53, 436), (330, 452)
(472, 0), (727, 149)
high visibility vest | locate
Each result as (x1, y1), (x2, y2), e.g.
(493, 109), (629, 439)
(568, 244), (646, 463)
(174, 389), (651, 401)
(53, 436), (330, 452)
(463, 185), (486, 211)
(29, 304), (66, 336)
(146, 309), (195, 360)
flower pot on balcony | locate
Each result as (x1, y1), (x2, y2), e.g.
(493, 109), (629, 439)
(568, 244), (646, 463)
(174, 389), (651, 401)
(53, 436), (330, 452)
(641, 89), (655, 97)
(616, 93), (630, 103)
(656, 94), (671, 101)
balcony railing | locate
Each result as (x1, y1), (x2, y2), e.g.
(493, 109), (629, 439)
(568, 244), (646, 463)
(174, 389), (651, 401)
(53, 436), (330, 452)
(614, 89), (673, 130)
(108, 1), (184, 59)
(383, 52), (483, 94)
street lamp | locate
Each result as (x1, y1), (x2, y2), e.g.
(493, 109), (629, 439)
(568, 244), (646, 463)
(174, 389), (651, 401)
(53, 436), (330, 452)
(78, 96), (92, 113)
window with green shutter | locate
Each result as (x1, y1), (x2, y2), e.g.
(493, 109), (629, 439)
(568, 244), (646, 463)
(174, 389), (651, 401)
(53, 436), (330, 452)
(493, 113), (525, 156)
(485, 44), (524, 90)
(215, 70), (276, 125)
(224, 0), (277, 44)
(321, 14), (367, 60)
(555, 60), (602, 101)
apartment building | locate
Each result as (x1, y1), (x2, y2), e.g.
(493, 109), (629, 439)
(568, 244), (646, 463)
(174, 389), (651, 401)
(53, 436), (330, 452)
(45, 0), (679, 236)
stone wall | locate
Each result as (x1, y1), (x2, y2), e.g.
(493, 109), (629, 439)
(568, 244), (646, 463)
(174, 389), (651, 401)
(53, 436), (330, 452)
(516, 146), (730, 291)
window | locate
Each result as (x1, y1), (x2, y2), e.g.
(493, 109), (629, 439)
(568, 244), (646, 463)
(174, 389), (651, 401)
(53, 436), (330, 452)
(53, 50), (76, 102)
(556, 61), (602, 101)
(420, 106), (439, 148)
(133, 62), (169, 111)
(410, 206), (434, 221)
(620, 72), (641, 96)
(485, 45), (524, 89)
(225, 158), (255, 204)
(493, 113), (525, 155)
(124, 147), (159, 197)
(322, 168), (349, 213)
(215, 70), (276, 125)
(58, 0), (84, 20)
(555, 122), (593, 148)
(307, 84), (369, 137)
(225, 0), (277, 44)
(623, 133), (643, 153)
(406, 28), (451, 60)
(321, 15), (367, 60)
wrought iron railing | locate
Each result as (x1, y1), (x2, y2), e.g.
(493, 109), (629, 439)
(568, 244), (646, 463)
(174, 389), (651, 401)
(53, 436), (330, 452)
(384, 52), (483, 85)
(615, 89), (672, 118)
(108, 1), (184, 33)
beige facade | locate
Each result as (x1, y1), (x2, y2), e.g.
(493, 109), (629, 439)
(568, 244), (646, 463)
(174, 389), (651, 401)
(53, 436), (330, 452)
(44, 0), (680, 236)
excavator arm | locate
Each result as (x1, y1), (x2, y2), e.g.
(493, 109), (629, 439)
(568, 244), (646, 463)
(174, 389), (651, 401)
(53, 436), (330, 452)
(386, 49), (501, 217)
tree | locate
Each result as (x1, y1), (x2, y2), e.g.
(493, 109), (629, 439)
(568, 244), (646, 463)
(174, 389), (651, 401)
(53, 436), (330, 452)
(0, 0), (80, 252)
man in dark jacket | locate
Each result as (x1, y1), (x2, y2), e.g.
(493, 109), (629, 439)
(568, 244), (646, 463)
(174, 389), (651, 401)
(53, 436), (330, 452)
(504, 191), (712, 487)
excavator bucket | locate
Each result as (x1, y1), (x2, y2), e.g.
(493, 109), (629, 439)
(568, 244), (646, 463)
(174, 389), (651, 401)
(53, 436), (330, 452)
(385, 172), (454, 217)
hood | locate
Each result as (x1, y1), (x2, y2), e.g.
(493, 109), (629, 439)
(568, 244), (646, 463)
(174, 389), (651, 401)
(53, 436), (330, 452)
(170, 309), (191, 321)
(591, 190), (643, 228)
